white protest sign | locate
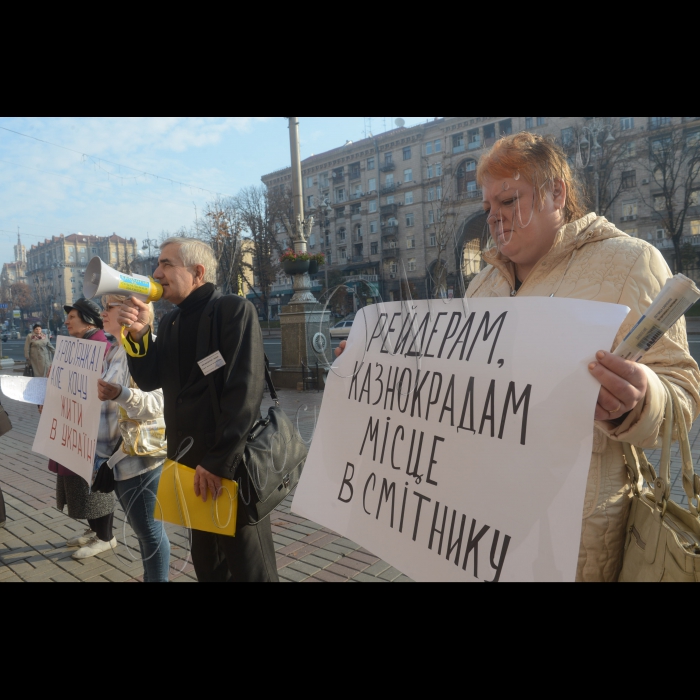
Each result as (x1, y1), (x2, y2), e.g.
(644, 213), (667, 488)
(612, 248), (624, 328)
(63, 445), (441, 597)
(0, 376), (47, 405)
(32, 336), (105, 485)
(292, 297), (629, 583)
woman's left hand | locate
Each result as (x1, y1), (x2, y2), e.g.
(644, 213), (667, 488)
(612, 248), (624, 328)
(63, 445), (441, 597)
(97, 379), (123, 402)
(589, 351), (648, 422)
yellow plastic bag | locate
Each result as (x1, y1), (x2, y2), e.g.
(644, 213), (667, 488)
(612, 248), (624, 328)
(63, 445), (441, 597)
(154, 460), (238, 538)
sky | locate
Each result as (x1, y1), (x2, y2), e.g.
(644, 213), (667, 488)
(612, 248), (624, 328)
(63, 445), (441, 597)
(0, 117), (436, 266)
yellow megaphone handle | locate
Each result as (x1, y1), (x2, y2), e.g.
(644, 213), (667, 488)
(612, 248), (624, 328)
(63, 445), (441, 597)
(121, 327), (150, 358)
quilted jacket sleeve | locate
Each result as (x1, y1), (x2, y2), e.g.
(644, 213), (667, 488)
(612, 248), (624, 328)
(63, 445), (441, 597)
(599, 244), (700, 449)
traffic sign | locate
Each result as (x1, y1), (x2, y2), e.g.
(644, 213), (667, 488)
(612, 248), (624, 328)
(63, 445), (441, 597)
(0, 304), (8, 309)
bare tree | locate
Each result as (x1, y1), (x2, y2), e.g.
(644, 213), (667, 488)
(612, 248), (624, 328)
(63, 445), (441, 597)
(563, 119), (633, 218)
(234, 186), (287, 321)
(30, 272), (55, 328)
(636, 119), (700, 274)
(196, 197), (247, 296)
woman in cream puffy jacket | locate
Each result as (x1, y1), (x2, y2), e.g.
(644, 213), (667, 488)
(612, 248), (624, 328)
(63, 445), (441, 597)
(466, 133), (700, 581)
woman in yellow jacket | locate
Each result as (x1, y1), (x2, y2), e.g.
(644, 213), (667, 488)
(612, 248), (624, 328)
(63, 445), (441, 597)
(338, 133), (700, 582)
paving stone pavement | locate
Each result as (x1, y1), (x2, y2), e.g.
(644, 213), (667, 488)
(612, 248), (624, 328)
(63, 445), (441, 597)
(0, 370), (409, 583)
(1, 365), (695, 583)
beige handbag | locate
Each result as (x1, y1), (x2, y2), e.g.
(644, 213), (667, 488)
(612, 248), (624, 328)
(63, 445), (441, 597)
(619, 377), (700, 582)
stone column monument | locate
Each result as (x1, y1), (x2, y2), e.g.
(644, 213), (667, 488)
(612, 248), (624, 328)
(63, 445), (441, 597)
(275, 117), (332, 390)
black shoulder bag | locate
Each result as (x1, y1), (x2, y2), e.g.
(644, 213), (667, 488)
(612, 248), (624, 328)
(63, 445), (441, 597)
(203, 298), (308, 524)
(0, 402), (12, 438)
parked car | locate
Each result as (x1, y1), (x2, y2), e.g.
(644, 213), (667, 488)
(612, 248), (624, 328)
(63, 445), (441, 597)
(1, 333), (8, 343)
(330, 321), (354, 339)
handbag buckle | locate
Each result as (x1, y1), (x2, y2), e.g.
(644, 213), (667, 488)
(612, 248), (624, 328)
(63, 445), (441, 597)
(283, 474), (290, 489)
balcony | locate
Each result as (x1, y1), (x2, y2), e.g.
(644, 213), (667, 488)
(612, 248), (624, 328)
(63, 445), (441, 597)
(655, 236), (700, 249)
(349, 170), (361, 181)
(350, 192), (364, 200)
(453, 144), (466, 154)
(344, 274), (378, 284)
(382, 225), (399, 237)
(457, 189), (483, 200)
(381, 203), (398, 217)
(380, 184), (397, 195)
(380, 162), (396, 172)
(383, 243), (399, 254)
(468, 140), (482, 151)
(351, 255), (365, 264)
(333, 171), (345, 180)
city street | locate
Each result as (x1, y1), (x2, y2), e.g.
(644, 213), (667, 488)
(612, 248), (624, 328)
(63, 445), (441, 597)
(0, 341), (26, 363)
(1, 338), (345, 368)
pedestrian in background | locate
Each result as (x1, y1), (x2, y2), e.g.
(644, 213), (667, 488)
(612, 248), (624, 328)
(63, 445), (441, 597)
(96, 295), (171, 582)
(46, 299), (127, 560)
(118, 237), (279, 583)
(24, 323), (54, 377)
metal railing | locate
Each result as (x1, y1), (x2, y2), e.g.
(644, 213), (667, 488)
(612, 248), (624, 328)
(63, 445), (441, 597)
(654, 236), (700, 249)
(343, 274), (378, 284)
(380, 162), (396, 172)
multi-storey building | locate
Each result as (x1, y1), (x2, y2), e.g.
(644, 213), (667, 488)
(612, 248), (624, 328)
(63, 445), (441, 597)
(27, 233), (138, 313)
(261, 116), (700, 304)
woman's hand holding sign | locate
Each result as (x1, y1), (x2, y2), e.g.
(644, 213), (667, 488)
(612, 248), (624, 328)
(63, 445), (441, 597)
(97, 379), (122, 402)
(334, 340), (347, 359)
(588, 351), (648, 423)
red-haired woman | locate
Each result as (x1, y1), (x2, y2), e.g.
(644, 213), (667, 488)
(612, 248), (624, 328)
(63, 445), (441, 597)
(469, 133), (699, 581)
(338, 133), (700, 582)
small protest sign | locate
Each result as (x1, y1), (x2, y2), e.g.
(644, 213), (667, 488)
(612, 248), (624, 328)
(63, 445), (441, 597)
(32, 336), (105, 485)
(292, 297), (629, 583)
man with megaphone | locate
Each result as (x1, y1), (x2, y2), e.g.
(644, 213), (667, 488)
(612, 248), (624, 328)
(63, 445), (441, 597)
(112, 237), (278, 583)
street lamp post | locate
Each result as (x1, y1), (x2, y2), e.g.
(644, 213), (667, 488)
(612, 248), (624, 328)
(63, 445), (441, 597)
(314, 200), (332, 294)
(276, 118), (332, 388)
(286, 117), (316, 304)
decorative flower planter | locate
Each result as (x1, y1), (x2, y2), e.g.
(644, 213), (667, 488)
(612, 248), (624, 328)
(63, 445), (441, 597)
(282, 260), (310, 276)
(308, 261), (319, 276)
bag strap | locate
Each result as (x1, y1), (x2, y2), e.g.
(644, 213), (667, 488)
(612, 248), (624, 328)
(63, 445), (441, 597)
(624, 377), (699, 518)
(659, 376), (699, 517)
(202, 296), (280, 423)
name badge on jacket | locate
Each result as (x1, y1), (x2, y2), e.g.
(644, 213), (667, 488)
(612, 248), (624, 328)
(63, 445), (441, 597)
(198, 352), (226, 376)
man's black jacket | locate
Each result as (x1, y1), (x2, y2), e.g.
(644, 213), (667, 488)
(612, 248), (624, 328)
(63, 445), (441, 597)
(125, 289), (265, 479)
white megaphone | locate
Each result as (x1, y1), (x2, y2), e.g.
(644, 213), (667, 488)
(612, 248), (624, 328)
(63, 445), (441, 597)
(83, 257), (163, 303)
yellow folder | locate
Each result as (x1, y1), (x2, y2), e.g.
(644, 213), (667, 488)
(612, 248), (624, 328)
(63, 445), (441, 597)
(154, 460), (238, 538)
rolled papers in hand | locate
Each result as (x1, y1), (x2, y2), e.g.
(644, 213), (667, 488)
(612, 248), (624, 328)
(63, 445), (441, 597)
(613, 274), (700, 362)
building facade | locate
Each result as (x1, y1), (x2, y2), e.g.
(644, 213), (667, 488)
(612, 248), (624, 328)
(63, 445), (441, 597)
(262, 116), (700, 301)
(26, 233), (138, 326)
